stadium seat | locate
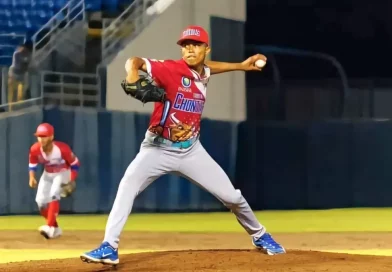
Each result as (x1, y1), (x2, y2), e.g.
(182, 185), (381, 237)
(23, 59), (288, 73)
(0, 0), (9, 6)
(0, 56), (12, 65)
(118, 0), (134, 6)
(32, 0), (55, 9)
(85, 0), (103, 12)
(54, 0), (67, 11)
(0, 46), (15, 56)
(102, 0), (118, 12)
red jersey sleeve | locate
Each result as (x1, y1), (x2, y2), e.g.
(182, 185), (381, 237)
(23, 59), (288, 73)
(29, 143), (40, 171)
(142, 58), (175, 88)
(57, 142), (80, 181)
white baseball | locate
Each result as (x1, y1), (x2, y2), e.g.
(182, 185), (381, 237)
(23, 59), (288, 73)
(255, 59), (266, 68)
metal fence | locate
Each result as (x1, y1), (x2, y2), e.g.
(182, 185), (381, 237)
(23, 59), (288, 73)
(0, 69), (100, 111)
(40, 71), (101, 108)
(0, 66), (42, 112)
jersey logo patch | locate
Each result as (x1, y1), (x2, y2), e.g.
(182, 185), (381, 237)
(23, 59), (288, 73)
(181, 77), (191, 88)
(168, 113), (195, 142)
(178, 77), (192, 93)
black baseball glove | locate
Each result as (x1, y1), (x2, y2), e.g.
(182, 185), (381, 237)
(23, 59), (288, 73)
(121, 76), (166, 104)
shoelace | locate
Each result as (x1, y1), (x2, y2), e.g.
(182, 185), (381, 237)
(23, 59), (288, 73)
(91, 245), (109, 253)
(259, 234), (280, 248)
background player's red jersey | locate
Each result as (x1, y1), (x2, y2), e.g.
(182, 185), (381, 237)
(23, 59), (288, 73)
(29, 141), (80, 181)
(143, 58), (211, 142)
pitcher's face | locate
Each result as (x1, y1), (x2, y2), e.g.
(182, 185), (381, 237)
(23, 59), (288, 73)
(181, 40), (210, 67)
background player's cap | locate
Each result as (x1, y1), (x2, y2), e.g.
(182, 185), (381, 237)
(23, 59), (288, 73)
(34, 123), (54, 137)
(177, 25), (209, 46)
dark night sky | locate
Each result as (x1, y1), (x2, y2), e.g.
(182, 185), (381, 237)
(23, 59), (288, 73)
(245, 0), (392, 78)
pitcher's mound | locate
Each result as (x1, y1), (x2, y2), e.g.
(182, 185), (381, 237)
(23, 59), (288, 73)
(2, 249), (392, 272)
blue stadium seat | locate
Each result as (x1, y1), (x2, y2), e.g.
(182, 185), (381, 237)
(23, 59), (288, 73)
(54, 0), (67, 11)
(10, 20), (27, 34)
(31, 16), (50, 28)
(0, 56), (11, 65)
(0, 0), (10, 6)
(0, 21), (7, 34)
(0, 9), (11, 19)
(32, 0), (55, 10)
(0, 33), (23, 45)
(118, 0), (133, 6)
(12, 2), (31, 9)
(13, 0), (32, 6)
(102, 0), (118, 12)
(85, 0), (103, 12)
(0, 46), (15, 56)
(12, 9), (29, 18)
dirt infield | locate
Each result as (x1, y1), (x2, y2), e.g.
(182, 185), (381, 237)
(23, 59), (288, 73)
(1, 231), (392, 271)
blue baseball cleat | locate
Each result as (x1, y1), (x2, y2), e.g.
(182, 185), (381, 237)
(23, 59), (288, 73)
(252, 232), (286, 255)
(80, 242), (119, 265)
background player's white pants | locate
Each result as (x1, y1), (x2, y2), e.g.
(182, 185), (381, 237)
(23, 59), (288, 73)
(35, 170), (70, 208)
(104, 140), (265, 248)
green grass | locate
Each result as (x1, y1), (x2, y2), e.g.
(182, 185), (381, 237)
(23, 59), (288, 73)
(1, 208), (392, 232)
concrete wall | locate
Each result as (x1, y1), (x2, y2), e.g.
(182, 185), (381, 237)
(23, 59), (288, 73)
(2, 107), (392, 214)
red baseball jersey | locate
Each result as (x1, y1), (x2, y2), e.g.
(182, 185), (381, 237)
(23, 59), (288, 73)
(29, 141), (80, 181)
(143, 58), (211, 142)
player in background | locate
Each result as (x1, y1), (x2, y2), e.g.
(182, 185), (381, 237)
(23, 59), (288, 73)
(81, 25), (285, 266)
(29, 123), (79, 239)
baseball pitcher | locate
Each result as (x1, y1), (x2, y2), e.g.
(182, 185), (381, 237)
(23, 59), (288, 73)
(81, 25), (285, 266)
(29, 123), (80, 239)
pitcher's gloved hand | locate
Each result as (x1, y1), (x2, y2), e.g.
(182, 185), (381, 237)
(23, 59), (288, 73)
(121, 76), (166, 104)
